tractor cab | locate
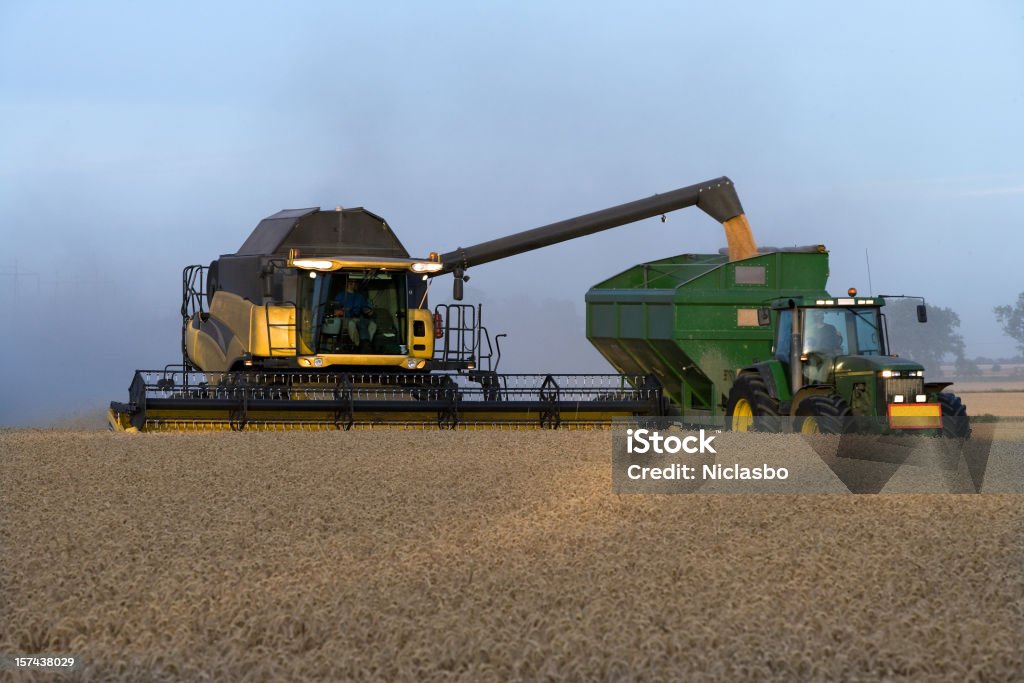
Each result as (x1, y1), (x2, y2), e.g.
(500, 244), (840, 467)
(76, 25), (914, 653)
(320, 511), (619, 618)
(758, 293), (961, 433)
(772, 296), (893, 388)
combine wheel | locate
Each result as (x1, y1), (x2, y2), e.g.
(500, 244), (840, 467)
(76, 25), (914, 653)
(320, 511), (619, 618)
(937, 392), (971, 439)
(725, 374), (781, 432)
(795, 394), (852, 434)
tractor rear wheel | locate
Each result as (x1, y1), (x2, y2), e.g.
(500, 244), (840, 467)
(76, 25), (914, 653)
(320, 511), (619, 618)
(725, 374), (781, 432)
(795, 394), (853, 434)
(937, 392), (971, 439)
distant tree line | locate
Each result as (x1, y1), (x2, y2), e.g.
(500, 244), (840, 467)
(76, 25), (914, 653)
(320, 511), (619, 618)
(994, 292), (1024, 359)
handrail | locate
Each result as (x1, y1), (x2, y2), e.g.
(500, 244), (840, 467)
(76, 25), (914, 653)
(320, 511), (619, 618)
(181, 264), (208, 370)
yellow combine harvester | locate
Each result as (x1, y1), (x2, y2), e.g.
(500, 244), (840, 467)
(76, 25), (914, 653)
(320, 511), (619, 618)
(108, 178), (755, 431)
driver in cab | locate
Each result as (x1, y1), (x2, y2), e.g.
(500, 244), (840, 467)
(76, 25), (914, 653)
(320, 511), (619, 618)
(333, 279), (377, 351)
(804, 311), (843, 383)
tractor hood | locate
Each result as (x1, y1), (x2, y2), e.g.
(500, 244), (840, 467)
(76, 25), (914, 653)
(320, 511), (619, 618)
(834, 356), (925, 375)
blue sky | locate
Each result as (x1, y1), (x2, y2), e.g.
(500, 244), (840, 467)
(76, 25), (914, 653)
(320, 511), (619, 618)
(1, 1), (1022, 423)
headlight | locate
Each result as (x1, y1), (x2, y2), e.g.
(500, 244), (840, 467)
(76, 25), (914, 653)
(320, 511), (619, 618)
(893, 394), (904, 403)
(411, 262), (444, 273)
(292, 258), (335, 270)
(881, 370), (895, 378)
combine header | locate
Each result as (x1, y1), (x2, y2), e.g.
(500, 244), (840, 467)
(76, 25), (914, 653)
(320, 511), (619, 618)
(110, 370), (665, 431)
(110, 175), (969, 436)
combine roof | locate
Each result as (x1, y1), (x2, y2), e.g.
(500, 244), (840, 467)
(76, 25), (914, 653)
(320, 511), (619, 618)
(235, 207), (410, 258)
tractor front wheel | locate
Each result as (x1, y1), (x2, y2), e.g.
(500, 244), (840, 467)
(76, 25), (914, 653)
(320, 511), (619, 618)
(725, 374), (781, 432)
(937, 392), (971, 439)
(795, 394), (853, 434)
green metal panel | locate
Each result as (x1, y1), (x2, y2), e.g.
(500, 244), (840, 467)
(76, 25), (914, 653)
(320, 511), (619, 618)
(619, 304), (645, 339)
(585, 250), (831, 415)
(764, 360), (792, 402)
(647, 304), (673, 338)
(589, 303), (617, 337)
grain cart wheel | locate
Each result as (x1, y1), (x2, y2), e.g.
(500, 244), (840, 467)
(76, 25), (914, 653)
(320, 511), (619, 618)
(725, 374), (780, 432)
(795, 394), (853, 434)
(937, 392), (971, 439)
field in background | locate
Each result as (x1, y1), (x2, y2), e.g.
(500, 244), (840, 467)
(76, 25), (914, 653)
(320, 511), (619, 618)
(957, 391), (1024, 417)
(2, 429), (1021, 681)
(952, 380), (1024, 393)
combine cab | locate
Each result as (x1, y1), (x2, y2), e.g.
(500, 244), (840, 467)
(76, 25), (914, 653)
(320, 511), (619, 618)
(180, 206), (450, 374)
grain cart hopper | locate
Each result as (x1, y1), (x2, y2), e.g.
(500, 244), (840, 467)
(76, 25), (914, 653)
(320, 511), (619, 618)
(109, 178), (754, 431)
(586, 251), (970, 436)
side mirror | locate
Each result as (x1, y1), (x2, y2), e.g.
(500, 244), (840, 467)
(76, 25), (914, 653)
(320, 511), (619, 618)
(916, 304), (927, 323)
(757, 307), (771, 326)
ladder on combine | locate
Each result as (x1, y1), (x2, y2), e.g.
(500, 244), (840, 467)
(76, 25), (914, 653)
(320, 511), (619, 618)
(265, 302), (297, 357)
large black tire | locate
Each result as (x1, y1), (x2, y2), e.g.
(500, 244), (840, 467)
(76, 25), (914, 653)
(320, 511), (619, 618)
(938, 392), (971, 439)
(725, 373), (781, 432)
(795, 393), (853, 434)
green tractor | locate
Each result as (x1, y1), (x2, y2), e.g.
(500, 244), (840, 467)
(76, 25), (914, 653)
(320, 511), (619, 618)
(727, 293), (969, 436)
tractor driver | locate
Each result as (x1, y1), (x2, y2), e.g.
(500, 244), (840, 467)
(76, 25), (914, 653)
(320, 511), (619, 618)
(804, 310), (844, 383)
(333, 279), (377, 351)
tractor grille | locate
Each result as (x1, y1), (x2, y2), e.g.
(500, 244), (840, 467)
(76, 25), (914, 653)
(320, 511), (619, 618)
(884, 377), (923, 403)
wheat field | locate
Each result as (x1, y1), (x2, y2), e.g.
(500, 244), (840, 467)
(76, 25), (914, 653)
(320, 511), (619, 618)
(956, 390), (1024, 418)
(2, 429), (1022, 681)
